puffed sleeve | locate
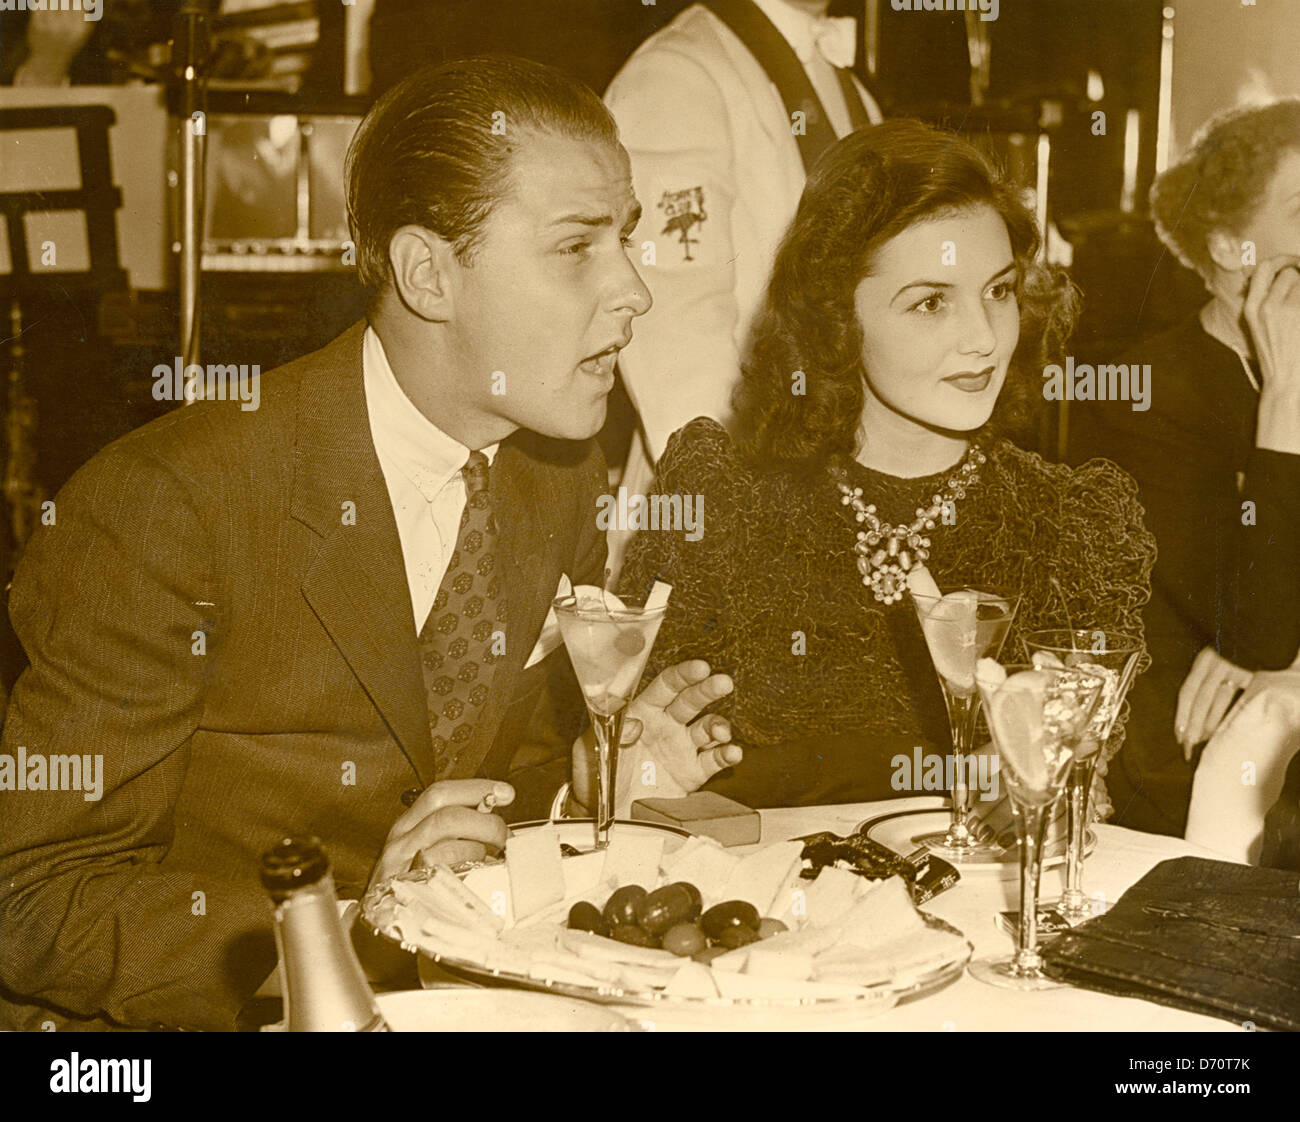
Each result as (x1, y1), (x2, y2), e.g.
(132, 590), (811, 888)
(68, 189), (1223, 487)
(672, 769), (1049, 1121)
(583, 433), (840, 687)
(618, 417), (740, 693)
(1050, 457), (1158, 819)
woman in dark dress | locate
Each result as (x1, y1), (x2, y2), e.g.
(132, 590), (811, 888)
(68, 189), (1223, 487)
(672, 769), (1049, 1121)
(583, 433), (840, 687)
(1071, 103), (1294, 858)
(619, 121), (1156, 812)
(1071, 99), (1300, 853)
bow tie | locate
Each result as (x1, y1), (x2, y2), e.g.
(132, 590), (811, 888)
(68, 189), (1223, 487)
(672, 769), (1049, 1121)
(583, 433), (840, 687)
(806, 15), (858, 70)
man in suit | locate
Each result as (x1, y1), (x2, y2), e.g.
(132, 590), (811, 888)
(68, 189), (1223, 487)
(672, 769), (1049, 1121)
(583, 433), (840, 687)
(0, 56), (740, 1032)
(604, 0), (883, 571)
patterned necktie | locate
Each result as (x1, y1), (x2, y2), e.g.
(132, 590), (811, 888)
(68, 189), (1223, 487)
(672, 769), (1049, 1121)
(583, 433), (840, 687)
(416, 451), (507, 780)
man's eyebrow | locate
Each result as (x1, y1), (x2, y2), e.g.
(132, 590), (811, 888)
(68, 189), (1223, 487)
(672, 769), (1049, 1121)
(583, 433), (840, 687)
(549, 203), (642, 231)
(892, 261), (1017, 299)
(549, 212), (614, 228)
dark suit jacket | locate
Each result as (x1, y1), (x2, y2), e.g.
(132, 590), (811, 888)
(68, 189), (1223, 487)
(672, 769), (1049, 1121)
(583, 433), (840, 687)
(0, 322), (606, 1031)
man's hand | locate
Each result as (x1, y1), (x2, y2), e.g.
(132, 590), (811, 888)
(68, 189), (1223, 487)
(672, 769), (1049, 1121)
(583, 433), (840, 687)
(1177, 646), (1254, 758)
(570, 660), (741, 813)
(1244, 255), (1300, 455)
(367, 779), (514, 893)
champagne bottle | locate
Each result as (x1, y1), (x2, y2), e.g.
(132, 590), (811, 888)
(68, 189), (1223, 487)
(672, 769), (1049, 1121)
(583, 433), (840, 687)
(260, 836), (390, 1032)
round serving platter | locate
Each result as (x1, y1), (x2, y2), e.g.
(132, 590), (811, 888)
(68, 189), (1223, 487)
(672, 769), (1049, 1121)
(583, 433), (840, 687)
(374, 986), (638, 1032)
(361, 819), (973, 1020)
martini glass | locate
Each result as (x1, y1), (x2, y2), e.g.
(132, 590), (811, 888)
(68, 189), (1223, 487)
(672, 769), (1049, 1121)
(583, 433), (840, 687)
(910, 586), (1020, 860)
(553, 593), (666, 850)
(970, 660), (1105, 990)
(1021, 630), (1141, 922)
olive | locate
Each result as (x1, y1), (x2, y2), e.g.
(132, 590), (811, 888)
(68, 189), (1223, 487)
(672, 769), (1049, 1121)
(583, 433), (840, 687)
(666, 881), (703, 921)
(568, 901), (607, 935)
(613, 629), (646, 657)
(700, 900), (761, 941)
(602, 884), (647, 929)
(636, 884), (694, 935)
(757, 918), (789, 939)
(610, 924), (660, 949)
(717, 924), (761, 950)
(662, 923), (707, 957)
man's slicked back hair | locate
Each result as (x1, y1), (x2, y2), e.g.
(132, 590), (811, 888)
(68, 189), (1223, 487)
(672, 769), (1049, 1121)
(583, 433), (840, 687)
(346, 54), (620, 292)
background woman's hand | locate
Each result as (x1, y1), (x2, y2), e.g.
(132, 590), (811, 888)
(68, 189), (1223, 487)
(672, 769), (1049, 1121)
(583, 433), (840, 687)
(1244, 255), (1300, 454)
(1176, 646), (1254, 758)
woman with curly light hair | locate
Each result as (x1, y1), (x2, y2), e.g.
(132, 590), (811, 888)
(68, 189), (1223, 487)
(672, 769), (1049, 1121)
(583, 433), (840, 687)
(619, 120), (1155, 812)
(1073, 99), (1300, 841)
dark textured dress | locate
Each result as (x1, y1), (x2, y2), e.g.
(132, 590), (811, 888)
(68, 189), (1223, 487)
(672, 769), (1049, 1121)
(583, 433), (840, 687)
(620, 418), (1156, 811)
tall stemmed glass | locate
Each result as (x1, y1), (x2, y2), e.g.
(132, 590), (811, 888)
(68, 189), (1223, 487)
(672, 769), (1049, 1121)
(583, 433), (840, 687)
(1021, 630), (1141, 921)
(970, 660), (1105, 990)
(553, 593), (666, 850)
(910, 585), (1020, 860)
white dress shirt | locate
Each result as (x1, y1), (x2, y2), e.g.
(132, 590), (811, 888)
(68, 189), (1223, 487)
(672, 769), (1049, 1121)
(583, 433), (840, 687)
(750, 0), (859, 138)
(362, 326), (498, 634)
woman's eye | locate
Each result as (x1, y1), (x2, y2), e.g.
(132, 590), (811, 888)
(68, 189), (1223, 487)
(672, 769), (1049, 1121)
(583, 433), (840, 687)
(913, 293), (945, 314)
(620, 235), (635, 250)
(560, 242), (590, 257)
(987, 281), (1015, 301)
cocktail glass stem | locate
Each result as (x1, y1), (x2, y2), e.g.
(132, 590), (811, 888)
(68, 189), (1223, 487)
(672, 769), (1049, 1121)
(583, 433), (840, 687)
(589, 707), (626, 850)
(1012, 798), (1053, 977)
(1059, 755), (1098, 920)
(942, 688), (979, 847)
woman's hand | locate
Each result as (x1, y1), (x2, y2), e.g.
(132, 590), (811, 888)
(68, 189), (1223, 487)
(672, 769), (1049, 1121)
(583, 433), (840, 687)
(1176, 646), (1254, 758)
(1244, 255), (1300, 455)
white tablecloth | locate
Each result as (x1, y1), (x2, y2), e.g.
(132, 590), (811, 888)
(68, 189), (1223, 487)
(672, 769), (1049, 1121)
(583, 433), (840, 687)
(616, 797), (1240, 1032)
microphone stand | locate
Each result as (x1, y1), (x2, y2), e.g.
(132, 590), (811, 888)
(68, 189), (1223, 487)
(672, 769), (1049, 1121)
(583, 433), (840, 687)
(169, 1), (211, 396)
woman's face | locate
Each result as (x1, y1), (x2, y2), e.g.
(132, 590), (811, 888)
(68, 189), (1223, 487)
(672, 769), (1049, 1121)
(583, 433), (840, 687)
(853, 204), (1021, 434)
(1230, 147), (1300, 277)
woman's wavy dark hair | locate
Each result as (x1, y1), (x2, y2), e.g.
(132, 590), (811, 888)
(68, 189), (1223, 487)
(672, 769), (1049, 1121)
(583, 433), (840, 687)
(734, 119), (1079, 473)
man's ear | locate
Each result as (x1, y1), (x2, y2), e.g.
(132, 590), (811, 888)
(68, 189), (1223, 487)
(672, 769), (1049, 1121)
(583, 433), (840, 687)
(1206, 227), (1246, 276)
(388, 225), (458, 321)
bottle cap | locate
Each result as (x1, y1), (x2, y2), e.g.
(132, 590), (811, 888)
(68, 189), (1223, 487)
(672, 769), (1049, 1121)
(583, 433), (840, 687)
(260, 836), (330, 900)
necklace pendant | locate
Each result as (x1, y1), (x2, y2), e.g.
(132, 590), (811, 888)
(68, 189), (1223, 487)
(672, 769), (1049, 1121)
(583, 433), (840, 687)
(840, 443), (984, 606)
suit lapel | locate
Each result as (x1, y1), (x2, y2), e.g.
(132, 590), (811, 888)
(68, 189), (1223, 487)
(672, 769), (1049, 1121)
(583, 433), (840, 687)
(290, 322), (437, 784)
(287, 325), (583, 787)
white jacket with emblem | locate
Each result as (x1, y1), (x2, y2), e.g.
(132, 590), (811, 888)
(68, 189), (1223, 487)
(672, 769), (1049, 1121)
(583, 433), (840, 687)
(605, 2), (883, 474)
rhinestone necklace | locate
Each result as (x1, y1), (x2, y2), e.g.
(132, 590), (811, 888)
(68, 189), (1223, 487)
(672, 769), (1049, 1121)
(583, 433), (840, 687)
(836, 446), (986, 604)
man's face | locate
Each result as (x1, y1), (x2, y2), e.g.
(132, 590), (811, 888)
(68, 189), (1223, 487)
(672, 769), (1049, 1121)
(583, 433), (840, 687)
(853, 205), (1021, 433)
(447, 132), (651, 441)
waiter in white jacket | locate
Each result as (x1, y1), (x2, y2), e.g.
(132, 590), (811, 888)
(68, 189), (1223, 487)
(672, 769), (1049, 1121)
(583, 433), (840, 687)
(605, 0), (883, 570)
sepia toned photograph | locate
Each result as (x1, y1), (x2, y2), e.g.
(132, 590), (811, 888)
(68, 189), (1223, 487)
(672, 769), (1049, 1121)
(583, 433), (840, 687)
(0, 0), (1296, 1075)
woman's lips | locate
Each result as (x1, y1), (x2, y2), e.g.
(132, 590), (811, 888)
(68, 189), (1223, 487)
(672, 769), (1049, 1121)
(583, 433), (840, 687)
(943, 367), (994, 392)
